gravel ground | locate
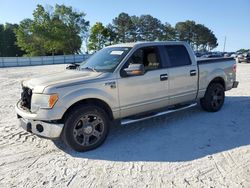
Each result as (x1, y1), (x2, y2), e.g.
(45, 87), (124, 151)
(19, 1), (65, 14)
(0, 64), (249, 188)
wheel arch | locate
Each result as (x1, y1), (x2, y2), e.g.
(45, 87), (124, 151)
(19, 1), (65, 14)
(61, 98), (114, 123)
(200, 77), (225, 112)
(198, 75), (226, 99)
(208, 77), (225, 89)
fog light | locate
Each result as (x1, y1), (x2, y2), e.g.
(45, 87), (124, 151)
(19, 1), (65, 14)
(36, 124), (44, 133)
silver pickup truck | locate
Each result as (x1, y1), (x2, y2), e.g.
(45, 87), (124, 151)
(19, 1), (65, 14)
(15, 41), (238, 152)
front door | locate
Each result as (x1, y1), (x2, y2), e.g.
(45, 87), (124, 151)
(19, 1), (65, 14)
(117, 46), (169, 118)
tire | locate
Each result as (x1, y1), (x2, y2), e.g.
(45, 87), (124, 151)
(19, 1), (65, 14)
(61, 105), (110, 152)
(200, 83), (225, 112)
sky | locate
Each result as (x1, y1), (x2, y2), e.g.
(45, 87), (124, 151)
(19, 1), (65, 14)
(0, 0), (249, 52)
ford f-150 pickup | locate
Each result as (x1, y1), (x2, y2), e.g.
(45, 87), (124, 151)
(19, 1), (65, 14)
(15, 41), (239, 151)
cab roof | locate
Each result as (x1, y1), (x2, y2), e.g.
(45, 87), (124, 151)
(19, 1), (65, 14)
(107, 41), (188, 48)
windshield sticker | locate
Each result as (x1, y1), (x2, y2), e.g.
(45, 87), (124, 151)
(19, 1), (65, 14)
(110, 51), (124, 55)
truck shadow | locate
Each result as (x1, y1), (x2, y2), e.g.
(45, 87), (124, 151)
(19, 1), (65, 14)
(54, 96), (250, 162)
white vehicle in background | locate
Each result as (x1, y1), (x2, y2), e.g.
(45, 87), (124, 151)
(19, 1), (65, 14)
(236, 53), (250, 63)
(230, 53), (237, 58)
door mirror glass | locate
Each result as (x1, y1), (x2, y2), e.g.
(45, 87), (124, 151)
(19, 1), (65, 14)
(123, 64), (145, 76)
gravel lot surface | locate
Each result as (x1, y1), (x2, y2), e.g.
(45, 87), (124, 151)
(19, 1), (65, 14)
(0, 64), (249, 188)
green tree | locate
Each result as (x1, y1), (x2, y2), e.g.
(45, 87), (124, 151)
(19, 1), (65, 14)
(53, 4), (89, 54)
(207, 32), (218, 51)
(108, 13), (175, 43)
(194, 24), (218, 51)
(106, 24), (117, 45)
(112, 12), (134, 43)
(137, 15), (164, 41)
(175, 20), (218, 51)
(15, 4), (89, 56)
(0, 23), (24, 56)
(175, 20), (196, 47)
(130, 15), (140, 41)
(160, 22), (176, 41)
(86, 14), (218, 52)
(15, 18), (43, 56)
(88, 22), (109, 51)
(237, 49), (250, 53)
(0, 24), (4, 56)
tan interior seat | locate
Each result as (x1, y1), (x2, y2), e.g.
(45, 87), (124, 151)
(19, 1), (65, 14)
(146, 53), (159, 69)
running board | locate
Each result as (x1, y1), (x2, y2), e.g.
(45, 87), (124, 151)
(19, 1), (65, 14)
(121, 103), (197, 125)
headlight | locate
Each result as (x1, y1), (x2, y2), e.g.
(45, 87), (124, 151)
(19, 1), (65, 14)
(31, 93), (58, 112)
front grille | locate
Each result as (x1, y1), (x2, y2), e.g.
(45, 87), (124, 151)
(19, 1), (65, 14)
(20, 87), (32, 110)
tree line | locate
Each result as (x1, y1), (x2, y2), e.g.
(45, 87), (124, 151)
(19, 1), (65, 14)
(0, 4), (219, 57)
(88, 13), (218, 52)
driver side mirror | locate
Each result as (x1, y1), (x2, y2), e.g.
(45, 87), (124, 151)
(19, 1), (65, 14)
(123, 64), (145, 77)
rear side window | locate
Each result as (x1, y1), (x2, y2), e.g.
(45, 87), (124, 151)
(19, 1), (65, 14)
(165, 45), (192, 67)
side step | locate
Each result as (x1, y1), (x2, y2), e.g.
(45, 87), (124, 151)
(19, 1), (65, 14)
(121, 103), (197, 125)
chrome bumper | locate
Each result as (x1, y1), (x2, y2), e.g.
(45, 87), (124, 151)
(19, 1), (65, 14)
(16, 101), (64, 138)
(18, 117), (63, 139)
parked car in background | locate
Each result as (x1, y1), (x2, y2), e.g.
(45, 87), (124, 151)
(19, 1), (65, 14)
(202, 52), (223, 58)
(230, 53), (237, 58)
(237, 53), (250, 63)
(195, 52), (203, 57)
(224, 52), (235, 57)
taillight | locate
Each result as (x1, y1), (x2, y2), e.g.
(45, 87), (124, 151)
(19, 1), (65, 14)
(233, 64), (237, 72)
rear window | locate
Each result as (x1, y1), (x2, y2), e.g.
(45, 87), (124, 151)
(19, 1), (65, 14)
(165, 45), (192, 67)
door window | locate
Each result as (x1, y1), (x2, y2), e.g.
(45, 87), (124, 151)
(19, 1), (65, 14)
(124, 46), (161, 71)
(165, 45), (192, 67)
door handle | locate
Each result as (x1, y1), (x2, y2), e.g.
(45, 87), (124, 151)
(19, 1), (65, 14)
(160, 74), (168, 81)
(190, 70), (197, 76)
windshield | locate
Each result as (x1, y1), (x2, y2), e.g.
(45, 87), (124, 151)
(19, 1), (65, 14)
(80, 47), (131, 72)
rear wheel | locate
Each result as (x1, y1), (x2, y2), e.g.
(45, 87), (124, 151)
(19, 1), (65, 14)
(61, 105), (110, 152)
(200, 83), (225, 112)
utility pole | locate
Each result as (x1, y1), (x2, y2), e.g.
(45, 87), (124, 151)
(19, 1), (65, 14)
(223, 36), (227, 52)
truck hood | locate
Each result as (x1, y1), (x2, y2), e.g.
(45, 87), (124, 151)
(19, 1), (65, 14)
(22, 70), (103, 93)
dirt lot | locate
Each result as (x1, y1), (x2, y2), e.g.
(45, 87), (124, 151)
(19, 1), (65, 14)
(0, 64), (249, 188)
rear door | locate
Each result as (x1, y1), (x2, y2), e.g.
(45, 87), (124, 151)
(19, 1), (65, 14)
(164, 45), (198, 105)
(117, 46), (169, 118)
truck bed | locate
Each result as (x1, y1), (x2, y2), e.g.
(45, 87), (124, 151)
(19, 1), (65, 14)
(197, 57), (234, 64)
(197, 57), (236, 99)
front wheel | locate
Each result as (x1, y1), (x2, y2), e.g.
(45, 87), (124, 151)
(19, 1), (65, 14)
(200, 83), (225, 112)
(61, 105), (110, 152)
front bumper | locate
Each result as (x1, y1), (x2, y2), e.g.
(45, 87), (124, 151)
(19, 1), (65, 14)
(18, 117), (63, 138)
(16, 101), (64, 138)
